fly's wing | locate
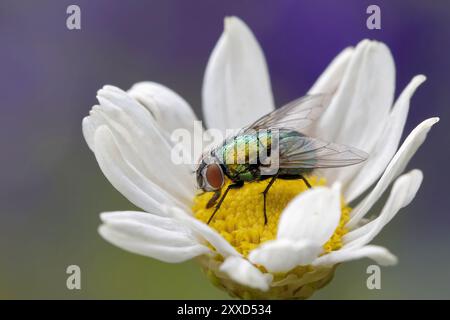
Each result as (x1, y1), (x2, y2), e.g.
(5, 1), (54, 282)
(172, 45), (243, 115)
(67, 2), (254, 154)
(238, 94), (331, 135)
(216, 93), (367, 171)
(278, 135), (368, 169)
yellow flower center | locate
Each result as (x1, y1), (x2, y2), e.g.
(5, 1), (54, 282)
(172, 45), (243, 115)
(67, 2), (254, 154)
(193, 176), (351, 257)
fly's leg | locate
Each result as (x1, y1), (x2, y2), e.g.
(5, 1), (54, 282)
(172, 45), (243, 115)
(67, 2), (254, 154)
(261, 174), (278, 225)
(206, 190), (221, 209)
(299, 174), (312, 189)
(207, 181), (244, 224)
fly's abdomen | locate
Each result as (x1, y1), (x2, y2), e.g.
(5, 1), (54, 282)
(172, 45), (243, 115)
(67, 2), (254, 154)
(218, 129), (312, 181)
(277, 129), (314, 176)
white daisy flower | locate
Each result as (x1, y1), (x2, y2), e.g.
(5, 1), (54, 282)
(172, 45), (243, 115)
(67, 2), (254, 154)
(82, 17), (438, 299)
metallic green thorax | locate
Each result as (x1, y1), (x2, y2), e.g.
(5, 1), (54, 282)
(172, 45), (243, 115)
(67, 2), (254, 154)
(215, 129), (310, 182)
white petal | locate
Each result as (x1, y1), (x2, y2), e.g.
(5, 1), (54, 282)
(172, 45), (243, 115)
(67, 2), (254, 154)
(202, 16), (274, 133)
(83, 85), (195, 208)
(219, 256), (272, 291)
(277, 183), (341, 246)
(98, 86), (194, 197)
(94, 126), (185, 214)
(127, 81), (198, 139)
(344, 75), (426, 201)
(99, 211), (210, 263)
(248, 239), (321, 273)
(309, 47), (354, 95)
(82, 115), (101, 152)
(347, 117), (439, 228)
(343, 169), (423, 248)
(316, 40), (395, 187)
(101, 211), (192, 234)
(100, 211), (200, 245)
(168, 205), (240, 258)
(313, 245), (397, 266)
(250, 184), (342, 272)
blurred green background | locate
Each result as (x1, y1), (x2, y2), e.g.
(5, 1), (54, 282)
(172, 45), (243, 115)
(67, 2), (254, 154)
(0, 0), (449, 299)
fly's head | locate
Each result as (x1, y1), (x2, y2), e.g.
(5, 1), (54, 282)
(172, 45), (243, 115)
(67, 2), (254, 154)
(196, 154), (225, 192)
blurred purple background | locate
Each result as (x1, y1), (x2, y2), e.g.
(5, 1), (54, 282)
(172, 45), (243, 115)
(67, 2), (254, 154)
(0, 0), (448, 299)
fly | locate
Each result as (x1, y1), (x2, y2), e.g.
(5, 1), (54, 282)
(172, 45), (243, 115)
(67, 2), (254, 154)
(195, 94), (368, 225)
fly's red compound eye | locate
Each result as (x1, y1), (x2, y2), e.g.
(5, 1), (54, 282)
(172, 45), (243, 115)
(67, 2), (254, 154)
(205, 163), (224, 190)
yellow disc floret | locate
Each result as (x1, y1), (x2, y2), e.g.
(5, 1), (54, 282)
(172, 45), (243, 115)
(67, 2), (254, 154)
(193, 176), (351, 299)
(193, 176), (350, 257)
